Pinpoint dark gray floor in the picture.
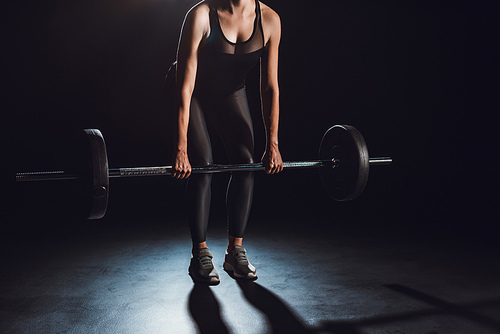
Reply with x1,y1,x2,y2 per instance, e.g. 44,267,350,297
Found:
1,215,500,334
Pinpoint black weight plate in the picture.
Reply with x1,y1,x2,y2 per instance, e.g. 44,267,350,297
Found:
83,129,109,219
319,125,369,201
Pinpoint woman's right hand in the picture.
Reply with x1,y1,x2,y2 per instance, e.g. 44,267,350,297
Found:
172,149,192,179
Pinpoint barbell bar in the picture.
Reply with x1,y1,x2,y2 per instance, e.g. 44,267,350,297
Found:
15,125,392,219
16,159,392,180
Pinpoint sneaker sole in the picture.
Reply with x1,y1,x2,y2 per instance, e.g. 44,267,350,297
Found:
223,262,257,280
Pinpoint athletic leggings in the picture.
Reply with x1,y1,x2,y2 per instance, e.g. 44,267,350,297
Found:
187,87,254,243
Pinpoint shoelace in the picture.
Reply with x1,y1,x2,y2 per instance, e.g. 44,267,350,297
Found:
233,251,248,264
198,255,213,267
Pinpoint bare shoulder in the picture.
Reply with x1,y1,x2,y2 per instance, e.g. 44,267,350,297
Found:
188,1,211,15
184,1,211,31
260,2,281,29
259,2,280,45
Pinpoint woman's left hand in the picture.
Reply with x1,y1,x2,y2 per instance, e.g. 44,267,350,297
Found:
261,145,283,174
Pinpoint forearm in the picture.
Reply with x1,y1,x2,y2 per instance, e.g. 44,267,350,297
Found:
261,87,280,148
175,108,190,151
260,86,283,174
175,86,193,151
174,53,196,151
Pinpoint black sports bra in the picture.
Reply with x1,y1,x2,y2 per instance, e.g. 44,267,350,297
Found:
194,0,265,100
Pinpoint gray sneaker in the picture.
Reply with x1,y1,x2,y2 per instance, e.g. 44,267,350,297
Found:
189,248,220,285
223,246,257,280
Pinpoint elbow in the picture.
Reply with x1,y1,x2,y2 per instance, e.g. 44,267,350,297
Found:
180,85,194,100
261,83,279,100
176,83,194,108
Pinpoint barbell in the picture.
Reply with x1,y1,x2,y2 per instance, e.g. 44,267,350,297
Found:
15,125,392,219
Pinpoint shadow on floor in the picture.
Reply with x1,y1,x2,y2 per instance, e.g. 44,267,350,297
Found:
236,280,311,333
189,284,230,334
189,281,500,334
189,279,312,333
318,284,500,333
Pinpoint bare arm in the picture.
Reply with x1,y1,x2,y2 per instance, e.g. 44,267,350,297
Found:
173,5,209,179
260,6,283,174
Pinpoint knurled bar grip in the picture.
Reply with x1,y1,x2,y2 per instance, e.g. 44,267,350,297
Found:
111,161,328,177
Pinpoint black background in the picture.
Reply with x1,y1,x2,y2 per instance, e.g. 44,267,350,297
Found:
2,0,499,242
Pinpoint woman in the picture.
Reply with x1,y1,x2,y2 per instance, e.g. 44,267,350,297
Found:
172,0,283,285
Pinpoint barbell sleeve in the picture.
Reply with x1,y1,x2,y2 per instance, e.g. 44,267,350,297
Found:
368,157,392,165
15,171,82,182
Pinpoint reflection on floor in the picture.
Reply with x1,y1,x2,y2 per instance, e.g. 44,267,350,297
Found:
1,217,500,333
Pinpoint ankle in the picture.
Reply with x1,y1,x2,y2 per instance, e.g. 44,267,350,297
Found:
227,237,243,252
192,241,208,254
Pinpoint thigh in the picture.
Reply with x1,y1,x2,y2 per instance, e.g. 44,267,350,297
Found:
212,88,255,164
188,96,213,167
